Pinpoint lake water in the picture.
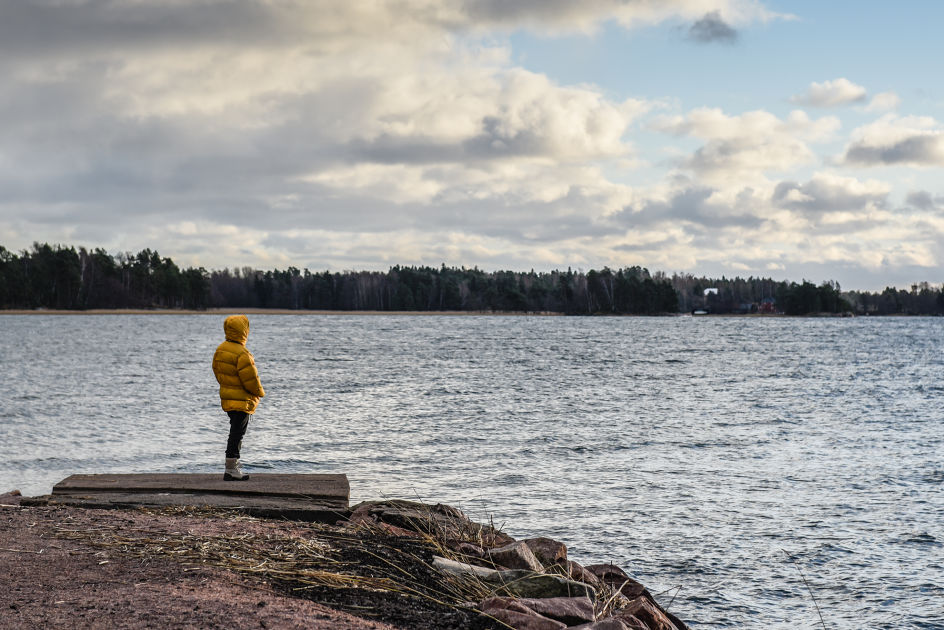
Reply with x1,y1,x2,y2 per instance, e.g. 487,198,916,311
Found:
1,314,941,628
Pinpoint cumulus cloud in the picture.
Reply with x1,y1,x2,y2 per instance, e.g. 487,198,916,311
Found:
865,91,901,112
7,0,774,277
688,11,738,43
772,172,889,213
1,0,941,290
0,0,667,248
842,114,944,167
601,167,944,287
791,78,867,107
653,108,839,183
621,183,765,231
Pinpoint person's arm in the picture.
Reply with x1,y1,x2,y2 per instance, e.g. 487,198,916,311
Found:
237,351,266,398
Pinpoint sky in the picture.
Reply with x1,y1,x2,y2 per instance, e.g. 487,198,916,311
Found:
1,1,943,291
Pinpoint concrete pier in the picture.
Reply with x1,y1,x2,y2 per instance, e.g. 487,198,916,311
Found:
23,473,351,523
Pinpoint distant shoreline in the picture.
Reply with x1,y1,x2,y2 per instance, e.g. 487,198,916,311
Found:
0,308,565,316
0,308,883,317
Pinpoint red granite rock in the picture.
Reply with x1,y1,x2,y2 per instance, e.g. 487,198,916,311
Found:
523,537,568,567
584,563,646,598
518,595,595,625
480,597,567,629
616,596,681,630
480,596,538,616
484,608,567,630
487,540,545,571
457,542,486,559
566,560,602,586
570,619,639,630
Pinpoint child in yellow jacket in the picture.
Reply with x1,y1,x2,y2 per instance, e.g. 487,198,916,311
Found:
212,314,265,480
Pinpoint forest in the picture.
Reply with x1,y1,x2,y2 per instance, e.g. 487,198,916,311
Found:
2,242,943,316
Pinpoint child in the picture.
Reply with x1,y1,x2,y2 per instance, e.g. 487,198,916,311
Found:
212,314,265,480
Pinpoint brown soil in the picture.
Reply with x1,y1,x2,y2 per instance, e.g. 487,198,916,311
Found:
0,494,499,629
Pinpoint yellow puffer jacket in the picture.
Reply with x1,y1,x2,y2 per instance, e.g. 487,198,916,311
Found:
212,315,265,413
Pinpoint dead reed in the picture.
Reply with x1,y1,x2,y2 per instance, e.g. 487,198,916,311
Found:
52,505,505,626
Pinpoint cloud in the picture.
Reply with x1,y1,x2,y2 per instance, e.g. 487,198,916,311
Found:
338,69,642,166
653,108,839,183
0,2,658,228
688,11,738,44
0,1,790,58
865,91,900,112
601,169,943,287
906,190,944,211
842,114,944,167
620,182,765,231
772,172,889,213
461,0,789,33
791,78,867,107
1,0,941,291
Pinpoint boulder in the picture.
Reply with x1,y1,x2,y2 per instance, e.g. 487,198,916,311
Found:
432,555,499,580
518,596,595,625
584,563,629,581
457,542,486,559
524,537,568,568
582,564,688,629
615,597,680,630
483,608,566,630
489,570,597,599
488,541,545,572
0,490,22,506
480,596,539,616
584,563,646,598
566,560,601,586
570,619,640,630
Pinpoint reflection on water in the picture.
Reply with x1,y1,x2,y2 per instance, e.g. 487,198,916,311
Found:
1,314,942,628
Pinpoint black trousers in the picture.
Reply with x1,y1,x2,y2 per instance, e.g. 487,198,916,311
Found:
225,411,250,459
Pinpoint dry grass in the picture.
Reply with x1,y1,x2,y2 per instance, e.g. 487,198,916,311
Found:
53,505,505,626
50,503,651,629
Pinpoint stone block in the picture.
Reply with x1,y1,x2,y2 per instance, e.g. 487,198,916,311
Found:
566,560,601,586
584,563,646,598
570,619,637,630
616,596,680,630
483,609,566,630
488,541,545,572
518,595,595,625
524,537,568,568
489,570,597,599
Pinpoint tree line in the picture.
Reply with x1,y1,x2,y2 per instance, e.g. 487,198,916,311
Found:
0,243,209,310
670,273,944,315
2,242,943,315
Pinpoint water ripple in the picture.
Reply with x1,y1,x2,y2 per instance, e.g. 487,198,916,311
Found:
1,314,942,628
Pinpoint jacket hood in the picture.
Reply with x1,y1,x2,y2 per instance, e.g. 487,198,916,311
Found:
223,314,250,344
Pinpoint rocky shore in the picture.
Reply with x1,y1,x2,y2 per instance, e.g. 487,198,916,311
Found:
1,489,689,629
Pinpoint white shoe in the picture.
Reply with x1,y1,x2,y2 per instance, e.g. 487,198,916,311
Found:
224,458,249,481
